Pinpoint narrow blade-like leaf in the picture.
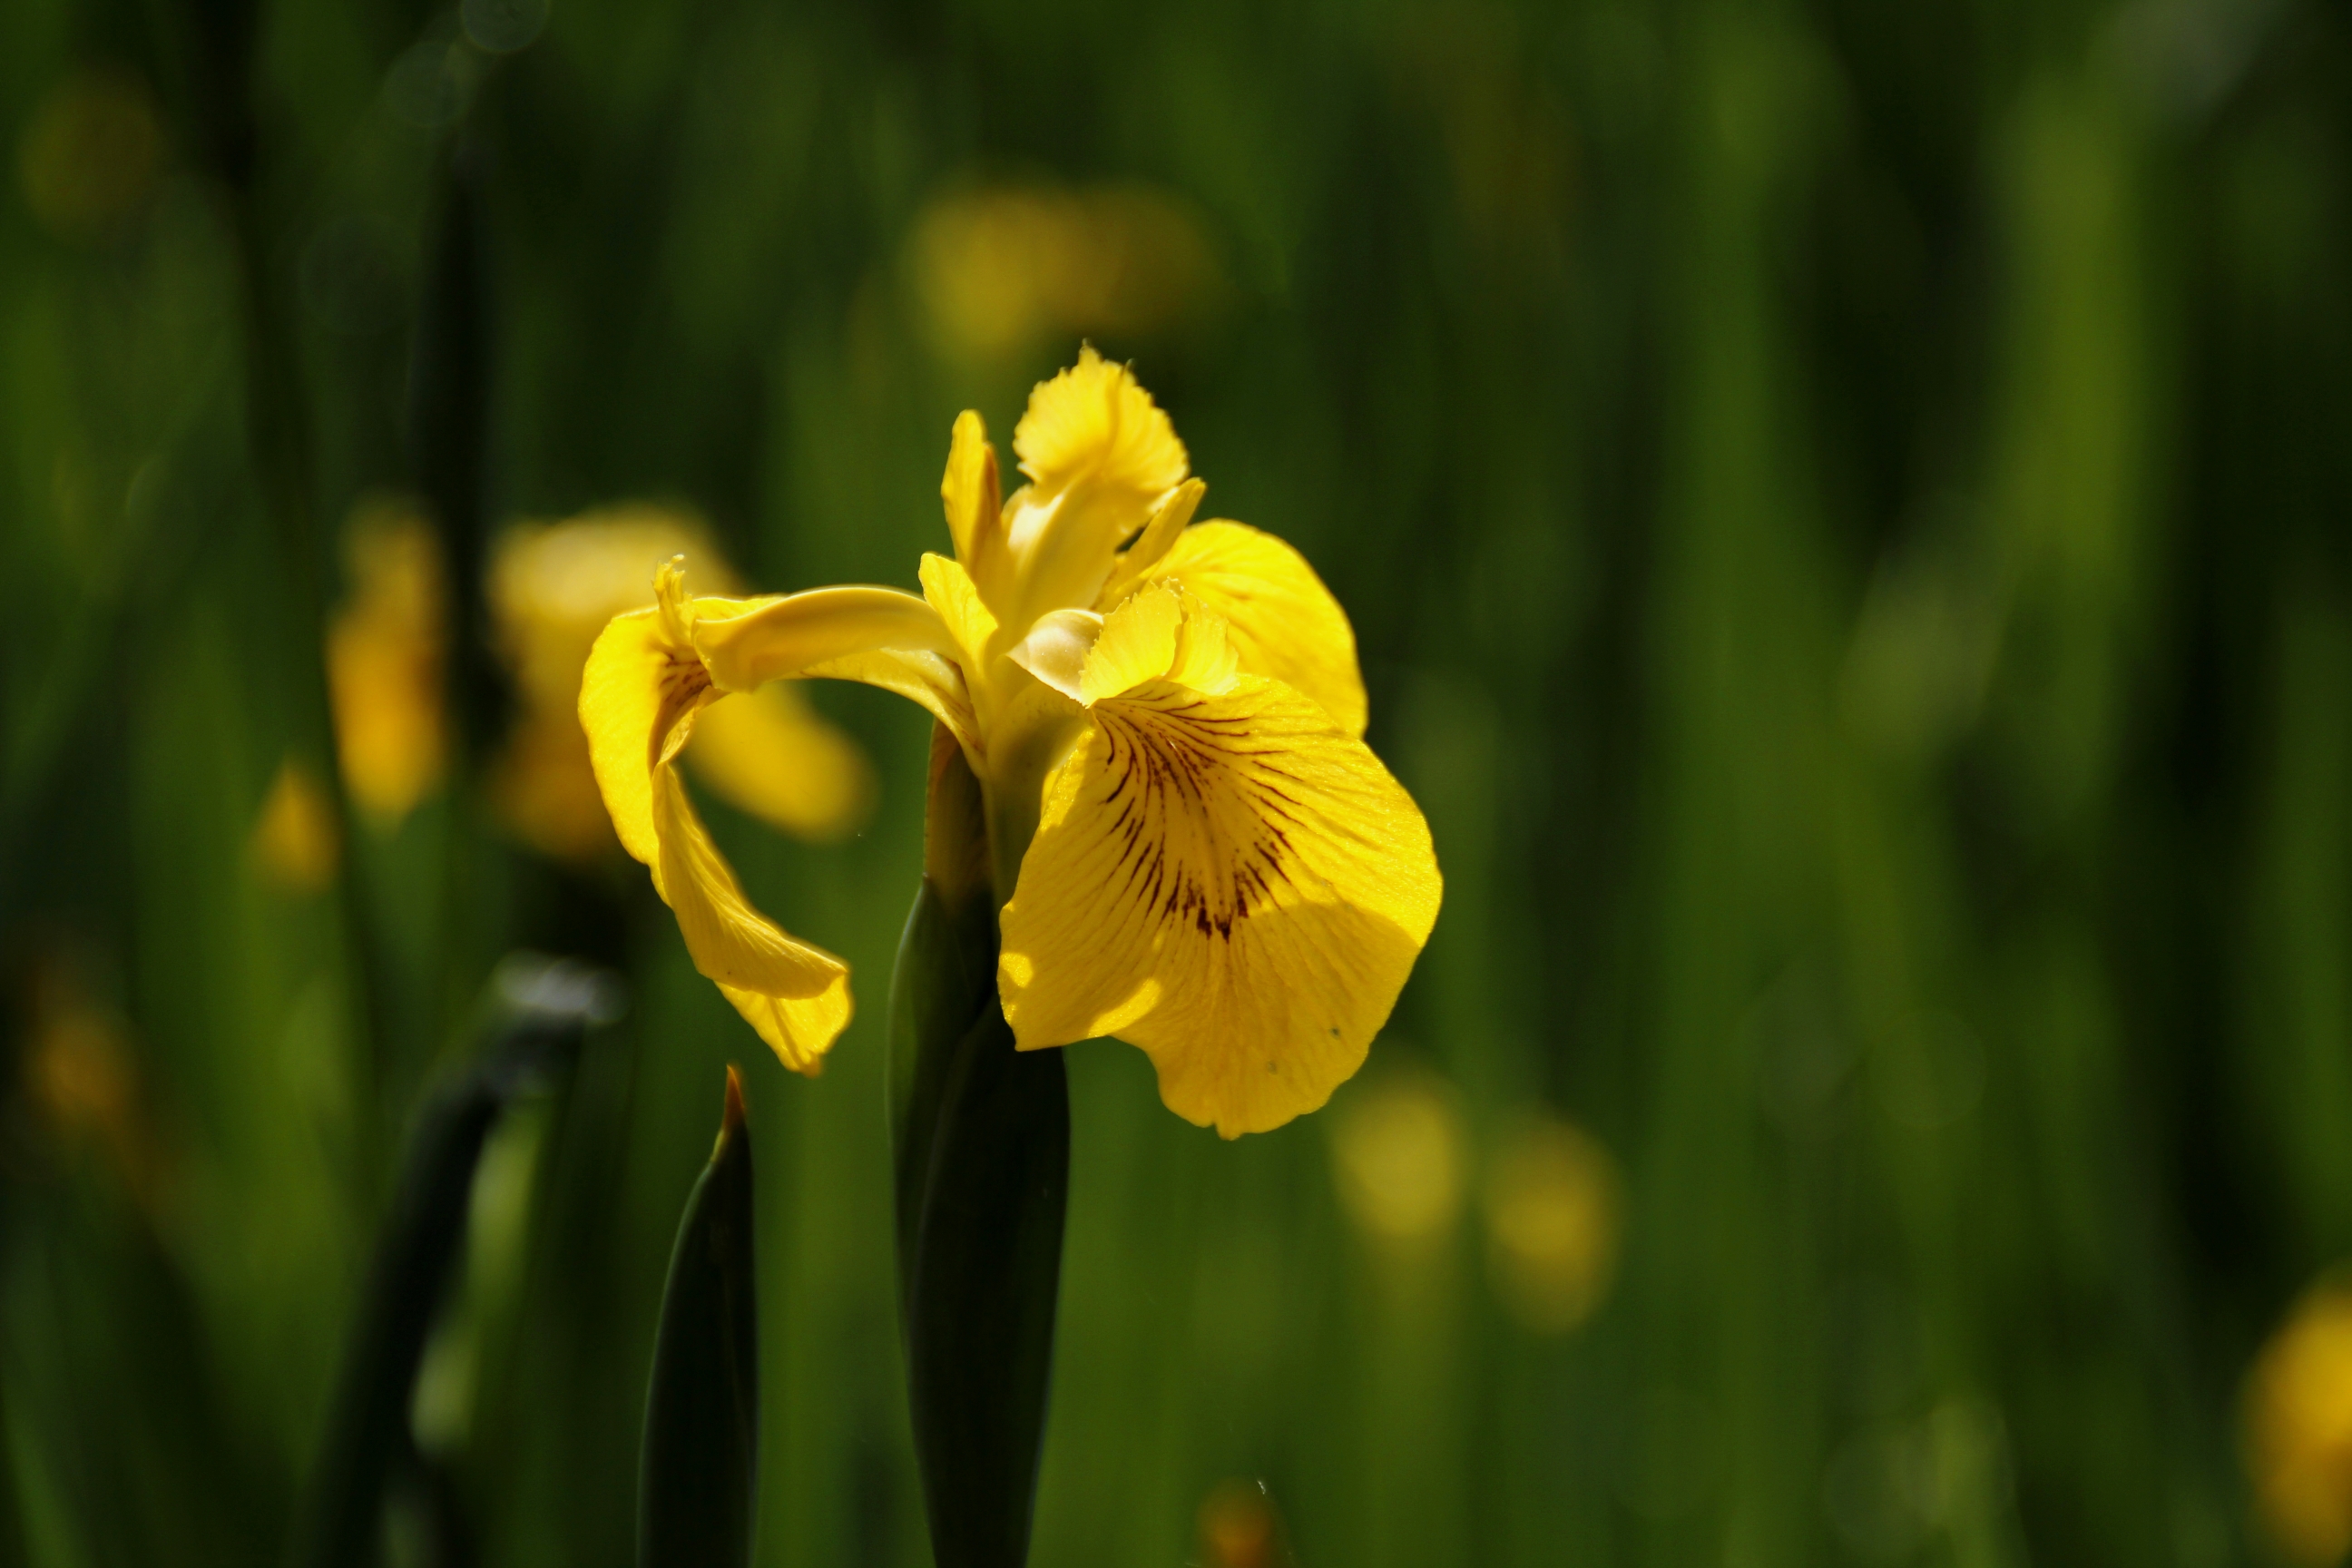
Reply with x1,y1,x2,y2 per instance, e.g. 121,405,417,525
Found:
638,1065,760,1568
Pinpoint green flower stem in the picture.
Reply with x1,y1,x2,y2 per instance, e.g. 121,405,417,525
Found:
890,727,1070,1568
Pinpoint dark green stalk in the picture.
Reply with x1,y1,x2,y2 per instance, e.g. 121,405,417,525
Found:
152,0,394,1158
889,729,1070,1568
289,959,600,1568
408,136,509,1059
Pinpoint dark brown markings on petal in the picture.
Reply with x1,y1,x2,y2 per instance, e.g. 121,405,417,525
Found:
648,646,716,768
1091,695,1318,945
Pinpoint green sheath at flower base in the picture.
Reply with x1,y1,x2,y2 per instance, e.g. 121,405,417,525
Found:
638,1067,759,1568
890,727,1068,1568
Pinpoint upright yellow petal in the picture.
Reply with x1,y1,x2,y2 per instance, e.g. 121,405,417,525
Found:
1132,521,1367,737
1076,582,1181,703
1095,477,1205,606
996,349,1191,634
652,765,852,1073
941,411,1008,603
918,552,1000,676
997,673,1441,1136
1012,344,1188,501
685,683,875,842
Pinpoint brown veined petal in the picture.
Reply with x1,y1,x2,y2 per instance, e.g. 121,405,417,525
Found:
684,683,874,842
996,673,1441,1137
652,761,852,1073
1132,521,1367,738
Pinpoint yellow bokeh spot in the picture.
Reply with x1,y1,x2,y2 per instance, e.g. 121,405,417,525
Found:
1330,1072,1465,1245
328,499,448,823
250,757,341,893
1196,1477,1286,1568
1483,1113,1622,1335
911,181,1222,361
20,949,160,1207
16,67,163,241
2247,1268,2352,1565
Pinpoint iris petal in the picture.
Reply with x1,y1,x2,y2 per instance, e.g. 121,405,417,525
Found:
652,765,852,1073
578,578,855,1075
1132,521,1367,737
580,607,702,866
997,672,1440,1136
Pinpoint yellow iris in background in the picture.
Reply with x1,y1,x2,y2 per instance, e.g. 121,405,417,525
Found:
580,348,1441,1135
2246,1269,2352,1566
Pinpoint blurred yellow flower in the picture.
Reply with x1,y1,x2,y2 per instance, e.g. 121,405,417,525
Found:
21,948,159,1206
577,349,1438,1129
328,499,448,822
16,66,163,241
487,506,874,863
1197,1477,1289,1568
1330,1073,1466,1245
911,183,1221,360
2247,1269,2352,1565
250,757,340,892
1482,1112,1622,1334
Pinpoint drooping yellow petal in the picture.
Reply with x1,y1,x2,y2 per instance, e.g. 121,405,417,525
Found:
685,683,874,842
577,564,856,1072
997,672,1441,1137
1132,521,1367,737
651,763,851,1073
579,607,709,866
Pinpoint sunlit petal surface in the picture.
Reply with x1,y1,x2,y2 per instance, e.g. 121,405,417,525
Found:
1138,520,1367,737
999,673,1440,1136
651,765,851,1073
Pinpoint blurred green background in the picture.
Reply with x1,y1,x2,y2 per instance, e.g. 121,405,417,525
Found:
5,0,2352,1563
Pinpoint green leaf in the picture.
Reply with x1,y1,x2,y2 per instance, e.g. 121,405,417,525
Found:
889,733,1070,1568
291,957,605,1568
638,1065,760,1568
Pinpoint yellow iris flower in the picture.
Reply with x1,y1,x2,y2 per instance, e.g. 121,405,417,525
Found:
579,348,1441,1135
